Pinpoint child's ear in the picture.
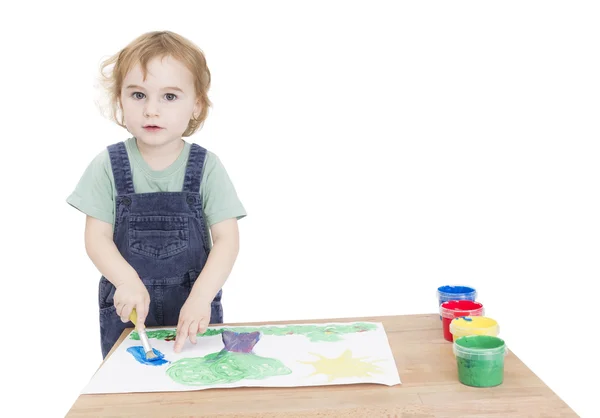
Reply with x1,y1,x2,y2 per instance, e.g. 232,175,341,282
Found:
117,97,126,125
193,99,202,120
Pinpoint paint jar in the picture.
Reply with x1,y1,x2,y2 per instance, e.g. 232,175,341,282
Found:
437,285,477,305
436,285,477,319
453,335,508,387
450,316,499,341
440,300,484,342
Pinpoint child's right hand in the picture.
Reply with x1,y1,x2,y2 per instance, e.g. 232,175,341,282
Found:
114,279,150,328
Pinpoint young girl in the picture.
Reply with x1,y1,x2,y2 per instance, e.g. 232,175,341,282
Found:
67,31,246,358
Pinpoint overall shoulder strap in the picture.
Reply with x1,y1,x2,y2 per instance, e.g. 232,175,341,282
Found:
182,143,207,193
107,141,135,195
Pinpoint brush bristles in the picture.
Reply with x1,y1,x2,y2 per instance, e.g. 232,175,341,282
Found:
145,350,157,359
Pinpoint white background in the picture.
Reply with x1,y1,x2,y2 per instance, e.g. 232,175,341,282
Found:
2,1,598,417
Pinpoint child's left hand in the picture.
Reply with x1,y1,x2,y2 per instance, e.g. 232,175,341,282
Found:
174,296,211,353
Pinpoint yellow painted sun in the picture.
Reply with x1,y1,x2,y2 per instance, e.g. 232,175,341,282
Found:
300,349,384,382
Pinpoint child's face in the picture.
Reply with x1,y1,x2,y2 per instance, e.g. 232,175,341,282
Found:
120,55,201,147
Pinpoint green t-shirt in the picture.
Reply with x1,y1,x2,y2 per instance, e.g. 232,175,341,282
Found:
67,137,246,245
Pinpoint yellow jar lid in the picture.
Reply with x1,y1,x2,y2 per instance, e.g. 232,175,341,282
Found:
450,316,499,333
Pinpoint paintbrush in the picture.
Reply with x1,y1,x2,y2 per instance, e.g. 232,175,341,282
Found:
129,308,158,360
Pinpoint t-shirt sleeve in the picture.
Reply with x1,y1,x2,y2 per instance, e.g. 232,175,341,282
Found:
201,152,247,226
66,150,115,224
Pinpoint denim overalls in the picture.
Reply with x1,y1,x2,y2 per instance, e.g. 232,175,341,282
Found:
98,141,223,358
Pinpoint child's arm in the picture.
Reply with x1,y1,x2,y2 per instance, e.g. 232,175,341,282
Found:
85,216,150,328
190,218,240,304
174,218,240,352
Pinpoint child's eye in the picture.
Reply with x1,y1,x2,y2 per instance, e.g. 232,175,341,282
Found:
132,92,145,100
165,93,177,101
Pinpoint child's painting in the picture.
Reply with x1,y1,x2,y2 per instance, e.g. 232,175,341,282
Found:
81,321,401,394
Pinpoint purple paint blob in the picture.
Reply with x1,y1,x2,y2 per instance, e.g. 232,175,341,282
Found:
222,331,261,353
127,346,168,366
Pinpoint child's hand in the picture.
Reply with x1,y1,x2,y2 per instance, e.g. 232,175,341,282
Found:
173,296,211,353
114,279,150,329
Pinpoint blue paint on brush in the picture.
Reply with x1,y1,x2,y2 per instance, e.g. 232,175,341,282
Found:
127,346,168,366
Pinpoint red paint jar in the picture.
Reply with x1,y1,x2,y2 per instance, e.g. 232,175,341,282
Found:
440,300,484,342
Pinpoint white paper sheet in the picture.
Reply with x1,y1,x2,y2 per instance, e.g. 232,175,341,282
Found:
82,321,401,394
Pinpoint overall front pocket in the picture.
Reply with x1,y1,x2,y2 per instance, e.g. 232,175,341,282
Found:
128,215,189,259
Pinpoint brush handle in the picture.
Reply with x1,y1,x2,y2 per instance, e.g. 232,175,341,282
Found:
129,309,154,354
129,309,141,327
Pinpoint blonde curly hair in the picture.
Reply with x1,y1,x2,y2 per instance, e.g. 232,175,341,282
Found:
98,31,212,137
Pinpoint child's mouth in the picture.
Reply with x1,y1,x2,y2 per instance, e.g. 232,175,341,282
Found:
143,125,163,132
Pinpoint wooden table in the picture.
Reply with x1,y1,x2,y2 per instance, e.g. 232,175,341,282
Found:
66,314,577,417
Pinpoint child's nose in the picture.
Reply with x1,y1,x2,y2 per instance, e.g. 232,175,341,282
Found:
143,101,160,117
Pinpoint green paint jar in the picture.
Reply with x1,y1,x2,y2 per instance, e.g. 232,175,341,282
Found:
453,335,507,388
